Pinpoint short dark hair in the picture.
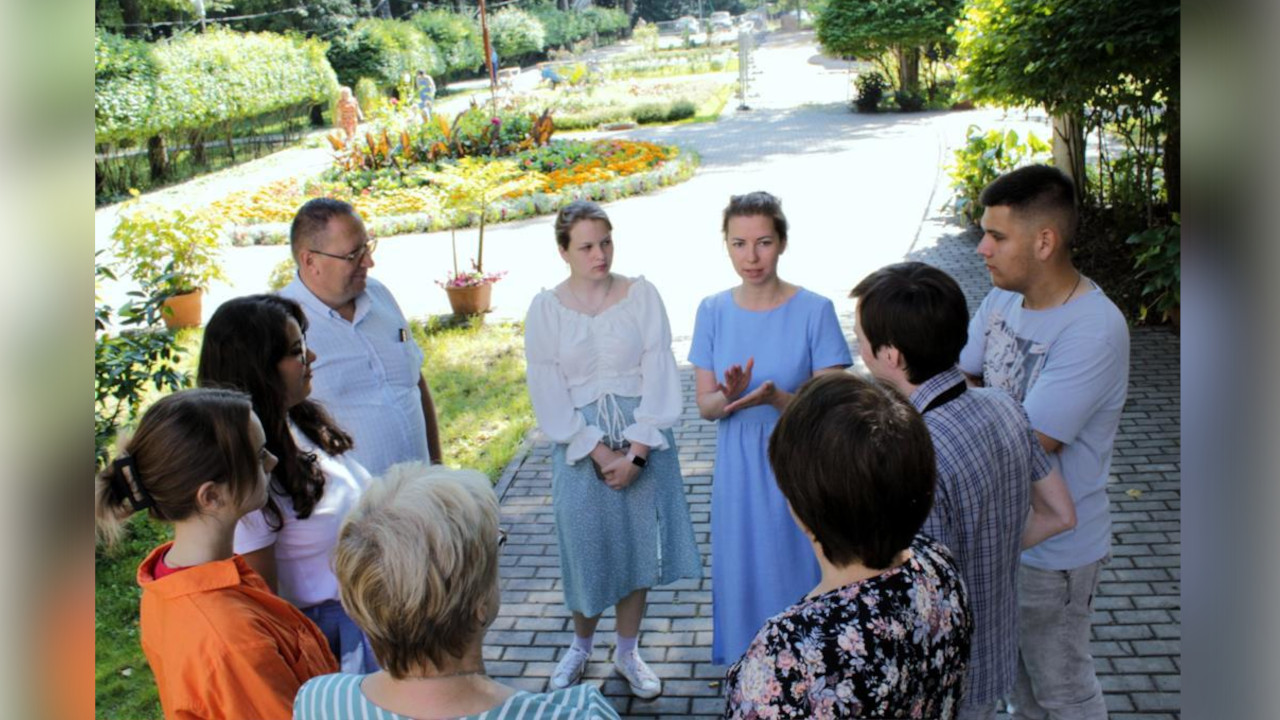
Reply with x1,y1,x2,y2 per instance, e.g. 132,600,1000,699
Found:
769,373,935,569
850,262,969,385
290,197,358,259
553,200,612,250
979,165,1078,246
722,191,788,247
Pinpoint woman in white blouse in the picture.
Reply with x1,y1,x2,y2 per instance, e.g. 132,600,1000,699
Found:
198,294,377,674
524,201,703,699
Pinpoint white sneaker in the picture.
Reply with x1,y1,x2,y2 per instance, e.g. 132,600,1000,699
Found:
550,646,591,689
614,648,662,700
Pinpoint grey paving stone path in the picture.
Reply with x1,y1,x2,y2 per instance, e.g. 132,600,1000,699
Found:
485,40,1182,719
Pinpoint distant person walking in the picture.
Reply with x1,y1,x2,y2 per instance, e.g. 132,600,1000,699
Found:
336,86,363,141
415,70,436,120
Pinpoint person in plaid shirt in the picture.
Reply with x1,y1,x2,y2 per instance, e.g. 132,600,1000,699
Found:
852,262,1077,719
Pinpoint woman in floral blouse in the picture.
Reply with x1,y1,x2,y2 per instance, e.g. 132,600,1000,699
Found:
724,374,973,719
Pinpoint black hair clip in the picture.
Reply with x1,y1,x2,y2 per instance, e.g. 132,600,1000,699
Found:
111,455,156,512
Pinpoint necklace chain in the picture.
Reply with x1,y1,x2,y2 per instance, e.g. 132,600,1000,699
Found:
1062,271,1082,306
568,273,614,315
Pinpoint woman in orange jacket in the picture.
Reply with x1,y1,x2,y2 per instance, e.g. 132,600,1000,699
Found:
95,388,337,720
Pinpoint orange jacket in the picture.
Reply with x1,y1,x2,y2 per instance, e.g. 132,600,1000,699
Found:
138,543,338,720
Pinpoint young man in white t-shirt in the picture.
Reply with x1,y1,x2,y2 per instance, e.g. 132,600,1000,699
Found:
959,165,1130,720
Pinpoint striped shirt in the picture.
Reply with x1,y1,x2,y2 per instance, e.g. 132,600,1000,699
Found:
911,367,1053,705
294,673,621,719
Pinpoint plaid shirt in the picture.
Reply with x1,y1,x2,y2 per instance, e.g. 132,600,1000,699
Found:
911,367,1052,705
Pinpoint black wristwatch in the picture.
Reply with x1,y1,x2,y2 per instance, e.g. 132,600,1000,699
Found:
627,451,647,468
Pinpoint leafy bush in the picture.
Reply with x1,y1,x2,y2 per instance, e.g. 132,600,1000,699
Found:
411,10,484,79
95,256,190,465
95,27,338,145
1126,219,1180,323
530,5,591,49
946,125,1050,224
327,18,442,91
633,102,671,124
111,202,228,295
551,105,634,131
854,71,886,112
582,7,631,38
893,88,924,112
668,98,697,121
489,9,546,62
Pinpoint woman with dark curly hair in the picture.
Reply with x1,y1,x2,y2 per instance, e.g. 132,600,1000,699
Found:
199,293,377,673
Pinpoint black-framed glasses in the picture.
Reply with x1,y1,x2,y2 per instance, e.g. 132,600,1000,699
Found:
497,528,509,550
308,237,378,264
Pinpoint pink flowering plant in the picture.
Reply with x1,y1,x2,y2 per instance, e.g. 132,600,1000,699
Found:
438,261,508,288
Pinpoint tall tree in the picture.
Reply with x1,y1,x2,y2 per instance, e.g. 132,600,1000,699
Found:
815,0,959,99
954,0,1179,209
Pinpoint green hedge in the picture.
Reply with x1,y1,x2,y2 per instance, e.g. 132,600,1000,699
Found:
530,5,630,50
95,27,338,145
411,10,485,79
489,9,546,62
327,18,443,91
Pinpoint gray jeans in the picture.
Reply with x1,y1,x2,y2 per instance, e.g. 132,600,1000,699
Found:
1009,558,1109,720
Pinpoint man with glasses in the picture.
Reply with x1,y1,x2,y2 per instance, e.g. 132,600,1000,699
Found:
279,198,443,477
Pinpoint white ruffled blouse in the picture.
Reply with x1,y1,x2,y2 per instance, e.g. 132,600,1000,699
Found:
524,276,682,464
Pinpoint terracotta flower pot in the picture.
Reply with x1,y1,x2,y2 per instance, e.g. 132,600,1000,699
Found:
161,288,204,330
444,282,493,316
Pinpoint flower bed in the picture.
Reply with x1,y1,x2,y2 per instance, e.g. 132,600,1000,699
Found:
215,138,698,245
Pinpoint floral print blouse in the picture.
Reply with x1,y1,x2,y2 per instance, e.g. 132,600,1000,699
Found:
723,536,972,719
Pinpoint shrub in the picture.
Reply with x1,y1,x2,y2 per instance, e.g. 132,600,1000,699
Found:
946,125,1050,224
582,7,631,38
95,255,190,465
530,5,591,49
893,88,924,112
411,10,484,79
327,18,442,91
854,71,886,112
1126,219,1180,323
95,27,338,145
111,203,228,296
633,102,672,124
668,98,697,121
489,9,546,62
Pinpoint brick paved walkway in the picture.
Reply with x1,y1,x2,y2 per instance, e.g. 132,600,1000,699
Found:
485,86,1182,720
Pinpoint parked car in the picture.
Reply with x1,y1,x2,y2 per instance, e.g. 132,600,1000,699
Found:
675,15,701,33
709,11,734,32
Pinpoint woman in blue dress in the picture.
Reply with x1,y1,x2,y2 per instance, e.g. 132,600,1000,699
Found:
689,191,853,665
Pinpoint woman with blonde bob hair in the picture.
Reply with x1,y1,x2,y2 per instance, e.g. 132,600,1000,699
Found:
293,462,620,719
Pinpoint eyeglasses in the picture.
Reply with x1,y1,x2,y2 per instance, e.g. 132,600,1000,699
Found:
308,237,378,264
497,528,508,551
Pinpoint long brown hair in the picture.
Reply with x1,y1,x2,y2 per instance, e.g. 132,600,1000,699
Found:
95,388,260,546
198,294,353,530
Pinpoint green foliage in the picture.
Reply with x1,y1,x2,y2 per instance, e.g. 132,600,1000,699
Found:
268,256,298,292
1126,219,1180,323
530,5,593,49
854,71,886,112
893,88,924,112
633,21,661,53
111,201,228,295
95,255,191,465
424,157,547,277
946,125,1050,224
489,9,547,62
953,0,1178,115
327,18,443,92
816,0,959,93
95,27,338,146
411,9,485,79
668,98,697,121
633,101,671,124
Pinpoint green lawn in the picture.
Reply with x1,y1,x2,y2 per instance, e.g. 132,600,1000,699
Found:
94,318,532,719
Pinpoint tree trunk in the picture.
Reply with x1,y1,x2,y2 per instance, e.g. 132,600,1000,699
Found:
189,131,206,166
624,0,635,16
120,0,143,37
1163,98,1180,215
1051,110,1086,204
147,135,169,182
557,0,569,11
895,46,919,96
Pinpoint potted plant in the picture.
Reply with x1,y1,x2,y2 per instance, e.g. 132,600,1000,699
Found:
111,197,227,329
427,156,545,315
